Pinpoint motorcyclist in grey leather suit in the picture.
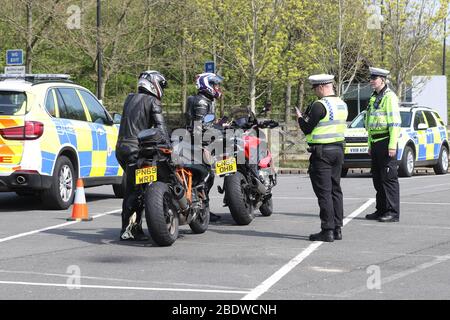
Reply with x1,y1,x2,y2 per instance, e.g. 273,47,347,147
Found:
116,70,170,241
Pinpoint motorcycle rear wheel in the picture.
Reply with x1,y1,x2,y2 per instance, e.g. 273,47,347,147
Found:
144,182,179,246
224,171,254,225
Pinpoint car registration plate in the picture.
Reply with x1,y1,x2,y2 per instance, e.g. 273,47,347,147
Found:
135,166,157,184
215,158,237,176
347,147,369,154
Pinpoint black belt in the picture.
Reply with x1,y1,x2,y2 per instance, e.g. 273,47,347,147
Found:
307,143,343,153
371,132,389,140
322,144,343,150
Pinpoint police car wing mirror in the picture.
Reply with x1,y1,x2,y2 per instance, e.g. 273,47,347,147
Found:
112,113,122,124
204,114,215,123
417,123,428,130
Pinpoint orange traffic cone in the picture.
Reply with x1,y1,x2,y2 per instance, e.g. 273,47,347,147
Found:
67,178,92,221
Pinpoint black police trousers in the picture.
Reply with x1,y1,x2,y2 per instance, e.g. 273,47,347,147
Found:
308,144,344,230
116,145,143,232
371,138,400,218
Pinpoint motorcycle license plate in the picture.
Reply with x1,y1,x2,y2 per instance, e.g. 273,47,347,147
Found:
215,158,237,176
135,166,157,184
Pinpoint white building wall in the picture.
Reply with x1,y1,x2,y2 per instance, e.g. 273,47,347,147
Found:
412,76,448,125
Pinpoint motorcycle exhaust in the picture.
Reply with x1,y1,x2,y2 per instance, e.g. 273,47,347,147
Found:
16,175,27,184
251,177,267,195
173,185,189,212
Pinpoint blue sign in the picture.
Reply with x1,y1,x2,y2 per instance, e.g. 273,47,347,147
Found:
205,61,215,73
6,50,24,66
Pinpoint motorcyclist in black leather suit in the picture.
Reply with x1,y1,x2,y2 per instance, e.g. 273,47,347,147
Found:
116,70,170,241
185,73,223,222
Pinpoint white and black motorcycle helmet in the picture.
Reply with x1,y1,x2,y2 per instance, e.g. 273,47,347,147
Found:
138,70,168,99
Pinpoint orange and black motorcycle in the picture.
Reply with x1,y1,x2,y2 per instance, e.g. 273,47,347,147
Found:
135,122,213,246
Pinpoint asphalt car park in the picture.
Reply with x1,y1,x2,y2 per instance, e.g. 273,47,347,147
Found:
0,172,450,300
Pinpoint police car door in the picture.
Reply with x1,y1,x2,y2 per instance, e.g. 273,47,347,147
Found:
412,110,428,161
78,90,120,177
55,88,96,177
423,110,441,160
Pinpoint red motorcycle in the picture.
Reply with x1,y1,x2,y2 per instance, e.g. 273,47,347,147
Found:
216,108,278,225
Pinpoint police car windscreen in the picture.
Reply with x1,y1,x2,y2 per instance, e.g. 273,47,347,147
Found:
0,92,27,115
349,112,365,128
400,111,412,127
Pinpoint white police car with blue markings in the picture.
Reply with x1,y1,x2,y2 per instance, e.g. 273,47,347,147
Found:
343,105,449,177
0,74,124,209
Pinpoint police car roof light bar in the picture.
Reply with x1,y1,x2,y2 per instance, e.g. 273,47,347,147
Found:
0,74,71,82
400,102,417,106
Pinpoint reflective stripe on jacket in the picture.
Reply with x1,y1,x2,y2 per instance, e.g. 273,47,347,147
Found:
364,88,401,149
306,97,348,144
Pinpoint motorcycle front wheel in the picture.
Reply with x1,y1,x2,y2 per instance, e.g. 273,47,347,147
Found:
144,182,179,246
224,171,254,225
189,201,210,234
259,197,273,216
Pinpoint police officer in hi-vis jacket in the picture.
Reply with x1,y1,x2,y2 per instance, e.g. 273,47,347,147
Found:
297,74,348,242
364,67,401,223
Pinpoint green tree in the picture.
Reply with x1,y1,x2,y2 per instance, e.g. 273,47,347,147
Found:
382,0,450,98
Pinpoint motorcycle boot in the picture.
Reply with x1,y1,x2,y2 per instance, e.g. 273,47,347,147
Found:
120,212,149,241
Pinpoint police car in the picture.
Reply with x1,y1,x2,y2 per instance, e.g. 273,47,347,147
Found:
343,104,449,177
0,74,124,209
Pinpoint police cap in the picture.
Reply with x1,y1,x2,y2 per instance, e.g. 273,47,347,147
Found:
369,67,390,78
308,74,335,86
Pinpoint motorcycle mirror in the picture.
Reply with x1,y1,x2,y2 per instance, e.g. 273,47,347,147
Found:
217,116,229,125
204,114,215,123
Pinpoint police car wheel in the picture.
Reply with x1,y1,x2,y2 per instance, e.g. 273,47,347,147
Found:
41,156,76,210
433,146,449,175
399,146,414,177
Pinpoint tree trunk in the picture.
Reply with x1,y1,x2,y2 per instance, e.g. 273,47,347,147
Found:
181,34,187,113
100,76,107,104
296,79,305,111
96,0,103,100
249,0,257,113
337,0,343,97
249,74,256,113
146,0,152,70
284,81,291,124
25,0,33,73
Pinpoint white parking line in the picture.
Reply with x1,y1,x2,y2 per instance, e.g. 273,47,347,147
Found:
336,254,450,298
241,198,376,300
360,223,450,231
406,174,450,180
0,280,250,295
0,269,253,291
0,209,121,244
401,201,450,206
